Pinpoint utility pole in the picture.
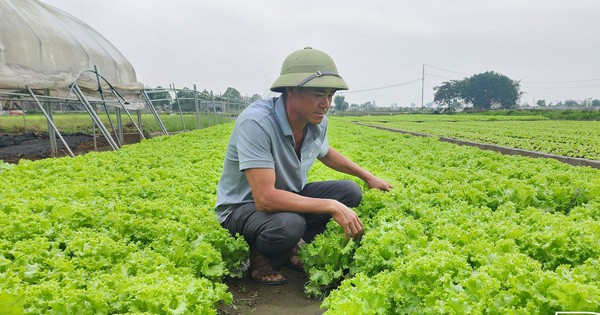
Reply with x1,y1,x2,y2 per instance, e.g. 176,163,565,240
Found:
421,64,425,109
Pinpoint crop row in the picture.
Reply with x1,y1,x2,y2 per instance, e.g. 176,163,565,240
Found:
302,121,600,314
338,115,600,160
0,125,247,314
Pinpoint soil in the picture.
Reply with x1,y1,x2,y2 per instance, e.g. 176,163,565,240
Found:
0,132,325,314
218,267,324,315
0,132,130,164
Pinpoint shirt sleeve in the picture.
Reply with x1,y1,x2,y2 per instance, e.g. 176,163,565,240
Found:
236,118,275,171
318,135,329,158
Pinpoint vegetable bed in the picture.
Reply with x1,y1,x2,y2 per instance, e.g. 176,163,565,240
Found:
2,117,599,314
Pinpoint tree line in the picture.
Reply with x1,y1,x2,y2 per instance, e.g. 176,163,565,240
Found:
334,71,598,112
332,71,522,112
433,71,599,110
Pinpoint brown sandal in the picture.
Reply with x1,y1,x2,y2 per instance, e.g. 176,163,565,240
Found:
284,244,305,272
249,249,287,285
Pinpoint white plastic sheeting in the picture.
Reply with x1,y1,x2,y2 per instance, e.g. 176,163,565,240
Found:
0,0,143,92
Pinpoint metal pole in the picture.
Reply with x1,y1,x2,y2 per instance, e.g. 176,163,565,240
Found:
226,95,230,121
92,119,97,150
141,90,169,136
194,84,201,129
94,73,145,139
205,100,211,128
73,84,119,151
202,100,208,127
116,107,123,144
107,88,145,139
137,110,143,134
421,64,425,109
171,83,186,132
46,97,57,157
212,92,218,125
21,107,28,133
26,86,75,157
94,65,121,147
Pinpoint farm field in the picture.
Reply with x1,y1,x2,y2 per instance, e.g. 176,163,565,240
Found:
305,119,600,314
1,117,600,314
0,113,233,163
0,112,231,135
337,114,600,160
1,124,247,314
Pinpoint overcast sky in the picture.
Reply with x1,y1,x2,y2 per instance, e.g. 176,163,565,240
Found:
43,0,600,107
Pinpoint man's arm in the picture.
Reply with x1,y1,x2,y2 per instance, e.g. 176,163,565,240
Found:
319,147,393,191
245,168,364,240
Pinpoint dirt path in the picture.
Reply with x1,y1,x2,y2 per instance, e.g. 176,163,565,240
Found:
218,267,324,315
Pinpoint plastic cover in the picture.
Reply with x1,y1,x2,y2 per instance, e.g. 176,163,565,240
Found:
0,0,143,92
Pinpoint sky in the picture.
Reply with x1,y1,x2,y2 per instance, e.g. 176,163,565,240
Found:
43,0,600,107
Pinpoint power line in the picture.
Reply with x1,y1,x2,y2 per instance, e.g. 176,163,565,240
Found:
425,73,457,81
424,64,469,76
316,63,599,105
343,79,421,94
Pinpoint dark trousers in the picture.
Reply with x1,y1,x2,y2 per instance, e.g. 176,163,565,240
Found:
221,180,362,269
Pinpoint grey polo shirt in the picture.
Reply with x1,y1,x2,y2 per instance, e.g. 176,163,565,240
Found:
215,96,330,223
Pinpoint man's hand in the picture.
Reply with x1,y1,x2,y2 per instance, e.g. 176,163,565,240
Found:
319,148,393,192
366,176,393,191
328,199,364,240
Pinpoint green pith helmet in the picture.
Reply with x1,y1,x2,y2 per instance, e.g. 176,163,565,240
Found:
270,47,348,93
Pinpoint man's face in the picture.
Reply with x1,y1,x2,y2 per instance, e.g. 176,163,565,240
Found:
287,87,335,125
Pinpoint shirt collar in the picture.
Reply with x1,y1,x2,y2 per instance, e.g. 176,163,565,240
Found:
274,95,320,143
274,96,293,137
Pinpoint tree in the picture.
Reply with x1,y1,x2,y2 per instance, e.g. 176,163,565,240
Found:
434,71,521,109
564,100,579,107
248,94,262,104
464,72,521,109
198,89,211,101
333,95,348,111
433,80,465,108
147,86,172,112
222,87,243,111
175,87,197,112
361,101,375,111
222,87,241,103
